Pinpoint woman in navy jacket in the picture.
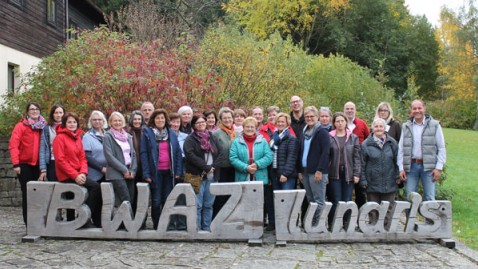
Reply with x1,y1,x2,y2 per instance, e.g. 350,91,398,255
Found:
141,109,183,229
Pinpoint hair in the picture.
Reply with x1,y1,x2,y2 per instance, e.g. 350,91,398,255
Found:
411,99,426,107
234,108,246,118
371,117,386,131
242,116,258,127
178,105,193,115
252,106,263,114
274,112,291,126
141,101,154,109
203,109,218,124
148,109,170,127
108,112,126,128
191,113,207,130
318,107,332,117
266,106,280,115
374,102,394,123
87,110,108,129
169,112,180,121
26,102,40,113
61,112,80,128
218,107,234,121
303,106,319,116
128,110,145,127
48,104,66,125
332,112,348,129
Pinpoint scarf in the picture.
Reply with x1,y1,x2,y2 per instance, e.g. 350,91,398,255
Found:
195,130,214,153
271,128,288,151
303,122,320,140
244,133,257,164
153,127,169,142
24,115,47,130
111,128,128,142
220,124,236,141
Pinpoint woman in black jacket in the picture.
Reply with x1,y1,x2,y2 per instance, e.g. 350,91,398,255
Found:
360,118,400,229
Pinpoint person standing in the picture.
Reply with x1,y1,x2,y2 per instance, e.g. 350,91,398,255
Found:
9,102,45,224
252,106,265,130
360,118,400,229
39,104,65,182
343,101,369,208
397,100,446,202
297,106,330,226
178,106,193,134
82,110,108,184
374,102,401,142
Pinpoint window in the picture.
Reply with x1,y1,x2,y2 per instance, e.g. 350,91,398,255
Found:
68,20,79,40
7,64,19,96
47,0,56,24
10,0,23,8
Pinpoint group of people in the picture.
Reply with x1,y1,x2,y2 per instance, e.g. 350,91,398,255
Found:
9,96,446,232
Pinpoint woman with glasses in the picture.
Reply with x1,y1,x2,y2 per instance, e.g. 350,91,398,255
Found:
184,113,225,231
9,102,46,225
374,102,401,142
82,110,108,184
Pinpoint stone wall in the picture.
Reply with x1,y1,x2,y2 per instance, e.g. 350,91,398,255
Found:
0,136,21,206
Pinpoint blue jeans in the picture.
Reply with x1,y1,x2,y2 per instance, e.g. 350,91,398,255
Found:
406,162,436,201
151,170,174,229
302,172,328,225
197,179,216,231
328,178,354,227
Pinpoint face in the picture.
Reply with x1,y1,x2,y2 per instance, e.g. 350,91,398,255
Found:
170,118,180,131
344,103,356,120
66,116,78,131
194,117,207,132
411,101,425,122
154,113,166,129
180,111,192,125
334,116,347,131
234,114,245,126
27,104,40,120
110,115,123,131
252,109,263,123
290,96,303,112
276,116,288,132
378,105,390,120
304,111,317,127
221,112,233,128
206,114,216,127
132,114,143,128
243,122,256,136
141,104,154,120
267,111,278,123
373,121,385,138
53,107,64,122
91,113,104,130
319,111,330,126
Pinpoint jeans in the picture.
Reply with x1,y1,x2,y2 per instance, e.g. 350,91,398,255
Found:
271,169,297,191
367,192,396,229
406,162,436,201
328,178,354,227
197,179,216,231
151,170,174,229
46,160,57,182
302,171,328,225
110,178,135,204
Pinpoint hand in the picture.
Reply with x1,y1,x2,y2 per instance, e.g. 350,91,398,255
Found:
145,177,152,183
400,170,407,181
246,165,257,174
279,175,287,183
101,167,107,174
75,174,86,185
38,172,47,181
395,178,402,185
298,173,303,184
208,167,215,174
250,163,258,169
13,167,20,175
353,176,359,184
314,171,322,183
431,169,441,182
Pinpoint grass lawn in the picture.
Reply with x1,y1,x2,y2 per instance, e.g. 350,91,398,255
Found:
440,128,478,250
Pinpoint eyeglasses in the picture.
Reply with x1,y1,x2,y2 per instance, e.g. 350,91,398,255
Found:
92,119,103,121
379,109,389,112
29,108,40,111
195,121,206,125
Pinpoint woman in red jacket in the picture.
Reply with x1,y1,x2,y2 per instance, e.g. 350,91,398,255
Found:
53,112,101,227
9,102,46,225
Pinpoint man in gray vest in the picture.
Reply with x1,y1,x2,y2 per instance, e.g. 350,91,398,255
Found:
397,100,446,201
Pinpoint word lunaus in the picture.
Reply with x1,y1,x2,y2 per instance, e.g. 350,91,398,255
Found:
25,182,451,242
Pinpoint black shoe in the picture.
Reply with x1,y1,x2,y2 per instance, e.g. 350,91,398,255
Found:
82,221,97,229
266,224,275,231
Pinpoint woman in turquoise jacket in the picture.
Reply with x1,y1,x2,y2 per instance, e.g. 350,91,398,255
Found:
229,117,273,184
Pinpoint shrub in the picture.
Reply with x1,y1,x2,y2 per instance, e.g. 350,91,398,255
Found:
426,99,476,129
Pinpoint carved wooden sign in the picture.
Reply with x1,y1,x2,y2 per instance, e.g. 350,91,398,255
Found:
25,182,452,243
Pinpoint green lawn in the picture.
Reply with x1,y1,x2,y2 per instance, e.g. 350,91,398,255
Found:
441,128,478,250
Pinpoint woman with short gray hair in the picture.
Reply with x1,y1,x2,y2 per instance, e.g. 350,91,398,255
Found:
83,110,108,183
